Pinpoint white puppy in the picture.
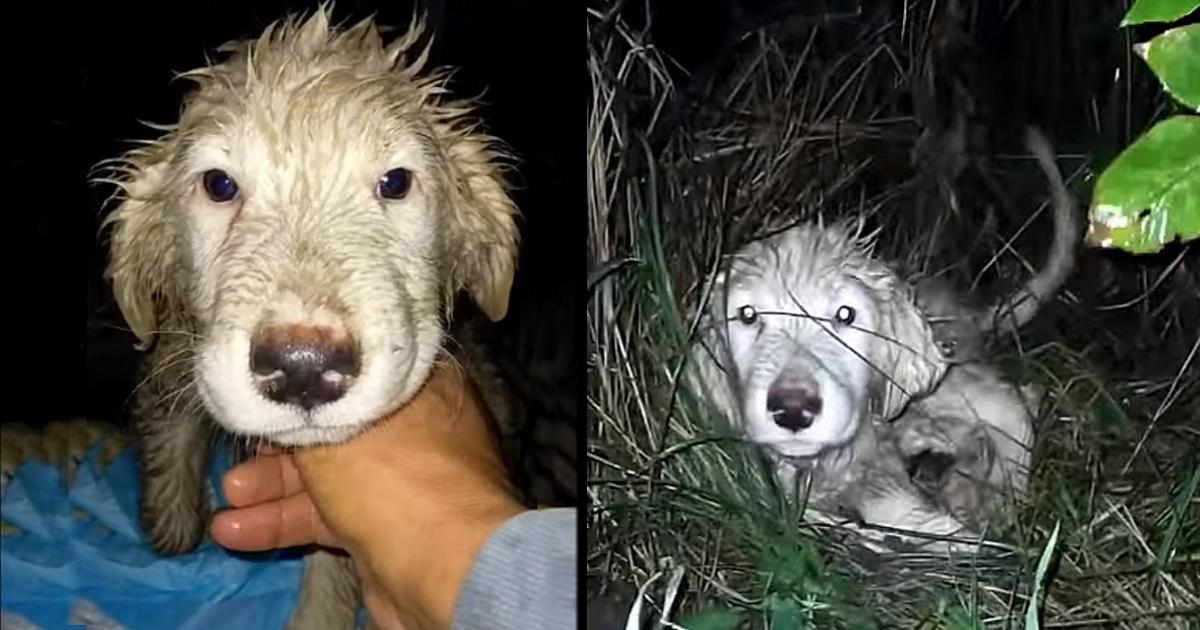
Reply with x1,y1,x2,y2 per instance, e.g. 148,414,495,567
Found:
692,220,974,550
691,130,1077,552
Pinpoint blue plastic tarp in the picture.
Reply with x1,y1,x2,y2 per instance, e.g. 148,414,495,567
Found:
1,438,314,630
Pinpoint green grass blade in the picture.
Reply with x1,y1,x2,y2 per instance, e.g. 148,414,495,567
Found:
1025,521,1062,630
1155,458,1200,569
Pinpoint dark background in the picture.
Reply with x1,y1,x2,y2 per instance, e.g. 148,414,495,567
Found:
592,0,1197,364
2,1,576,427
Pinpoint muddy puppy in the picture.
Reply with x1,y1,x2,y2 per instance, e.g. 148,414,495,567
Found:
100,9,520,629
689,129,1076,551
689,219,968,551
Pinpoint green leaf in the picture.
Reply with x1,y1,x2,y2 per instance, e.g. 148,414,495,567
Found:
1087,116,1200,254
1024,521,1062,630
1136,25,1200,110
1121,0,1200,25
680,608,745,630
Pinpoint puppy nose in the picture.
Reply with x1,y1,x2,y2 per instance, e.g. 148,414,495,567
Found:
250,325,360,410
767,377,823,431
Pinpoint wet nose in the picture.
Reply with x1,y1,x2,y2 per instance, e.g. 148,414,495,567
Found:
250,325,360,410
767,375,823,431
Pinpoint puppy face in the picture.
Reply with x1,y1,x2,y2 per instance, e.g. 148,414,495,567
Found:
703,223,945,460
103,12,518,446
718,249,878,458
188,95,449,446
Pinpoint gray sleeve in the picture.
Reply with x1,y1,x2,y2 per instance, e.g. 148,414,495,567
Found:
450,508,577,630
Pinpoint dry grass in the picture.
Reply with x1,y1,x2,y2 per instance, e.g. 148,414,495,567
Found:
586,1,1199,628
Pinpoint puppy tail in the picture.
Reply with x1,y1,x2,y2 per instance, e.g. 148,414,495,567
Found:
984,126,1082,333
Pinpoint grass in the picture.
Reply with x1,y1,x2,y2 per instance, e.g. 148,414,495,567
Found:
586,2,1200,628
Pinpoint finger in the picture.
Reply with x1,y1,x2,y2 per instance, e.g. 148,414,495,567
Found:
257,443,284,455
210,492,338,551
221,454,305,508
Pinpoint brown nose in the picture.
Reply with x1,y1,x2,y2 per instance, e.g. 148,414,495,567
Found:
767,374,823,432
250,325,360,410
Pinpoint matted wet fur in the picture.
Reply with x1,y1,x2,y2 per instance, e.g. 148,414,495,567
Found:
98,8,524,629
690,220,1026,552
690,219,973,551
690,129,1077,550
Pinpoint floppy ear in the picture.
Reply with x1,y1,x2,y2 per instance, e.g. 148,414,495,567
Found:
871,282,948,420
439,130,519,322
99,151,182,351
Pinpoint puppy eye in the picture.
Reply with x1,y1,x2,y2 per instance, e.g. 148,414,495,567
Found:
736,305,758,325
202,169,239,202
378,167,413,200
834,305,856,326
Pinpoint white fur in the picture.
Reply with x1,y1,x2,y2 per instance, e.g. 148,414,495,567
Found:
692,220,1035,551
102,9,518,447
100,9,521,629
187,103,445,445
695,221,946,454
895,363,1037,513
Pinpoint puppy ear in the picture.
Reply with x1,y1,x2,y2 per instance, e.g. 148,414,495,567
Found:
439,130,519,322
872,283,947,420
99,151,181,350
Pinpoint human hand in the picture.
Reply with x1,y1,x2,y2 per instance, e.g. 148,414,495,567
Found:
211,361,526,629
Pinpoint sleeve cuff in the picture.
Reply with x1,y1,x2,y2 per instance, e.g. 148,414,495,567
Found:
450,508,577,630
